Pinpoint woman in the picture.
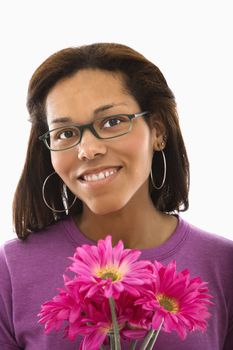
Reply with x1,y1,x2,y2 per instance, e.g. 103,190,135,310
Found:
0,43,232,349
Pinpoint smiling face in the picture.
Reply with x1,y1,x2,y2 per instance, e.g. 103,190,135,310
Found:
45,69,160,215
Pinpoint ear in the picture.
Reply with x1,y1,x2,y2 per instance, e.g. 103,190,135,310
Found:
151,121,167,151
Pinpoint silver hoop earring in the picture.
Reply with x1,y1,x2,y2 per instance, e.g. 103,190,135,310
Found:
42,172,77,213
150,150,167,190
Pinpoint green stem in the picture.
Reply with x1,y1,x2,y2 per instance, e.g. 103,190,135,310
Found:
109,297,121,350
139,328,155,350
109,332,116,350
130,339,138,350
146,318,164,350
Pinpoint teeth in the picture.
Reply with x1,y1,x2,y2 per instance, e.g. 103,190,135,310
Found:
83,169,117,182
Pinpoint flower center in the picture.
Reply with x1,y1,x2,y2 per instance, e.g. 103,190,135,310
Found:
97,266,122,281
156,293,179,313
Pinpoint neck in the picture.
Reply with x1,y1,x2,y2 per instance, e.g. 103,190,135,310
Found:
74,195,177,250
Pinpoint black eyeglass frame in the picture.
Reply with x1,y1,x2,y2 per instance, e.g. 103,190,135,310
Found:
39,111,149,151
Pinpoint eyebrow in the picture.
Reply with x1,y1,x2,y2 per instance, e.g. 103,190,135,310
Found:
49,103,127,125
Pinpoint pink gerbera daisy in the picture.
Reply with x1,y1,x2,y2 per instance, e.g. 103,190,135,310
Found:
77,298,128,350
38,275,84,337
136,260,213,339
68,235,155,299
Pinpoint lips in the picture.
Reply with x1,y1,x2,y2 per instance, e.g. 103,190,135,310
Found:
78,166,122,182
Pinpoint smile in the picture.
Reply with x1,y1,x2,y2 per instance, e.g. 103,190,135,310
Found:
79,167,121,183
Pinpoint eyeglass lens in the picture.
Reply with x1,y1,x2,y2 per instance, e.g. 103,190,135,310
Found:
48,114,132,150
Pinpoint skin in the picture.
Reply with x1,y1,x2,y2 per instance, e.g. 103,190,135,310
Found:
45,69,177,249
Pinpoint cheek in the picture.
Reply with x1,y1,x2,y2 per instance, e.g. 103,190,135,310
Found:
117,136,153,185
51,152,74,177
123,132,154,165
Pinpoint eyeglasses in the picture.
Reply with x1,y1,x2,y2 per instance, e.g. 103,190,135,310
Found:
39,111,149,151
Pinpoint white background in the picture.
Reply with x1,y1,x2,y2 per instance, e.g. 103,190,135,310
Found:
0,1,232,245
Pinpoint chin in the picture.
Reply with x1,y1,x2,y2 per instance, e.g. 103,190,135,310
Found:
86,199,129,216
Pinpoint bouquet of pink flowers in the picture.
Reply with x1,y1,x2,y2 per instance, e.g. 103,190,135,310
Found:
38,236,213,349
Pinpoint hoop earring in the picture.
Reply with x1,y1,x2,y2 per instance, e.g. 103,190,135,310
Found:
150,150,167,190
42,172,77,213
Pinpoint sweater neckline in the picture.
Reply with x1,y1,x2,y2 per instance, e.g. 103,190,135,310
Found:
62,215,190,261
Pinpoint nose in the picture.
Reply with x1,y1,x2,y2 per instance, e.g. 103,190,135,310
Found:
77,129,107,161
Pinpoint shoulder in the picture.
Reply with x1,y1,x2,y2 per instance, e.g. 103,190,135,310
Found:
0,217,76,269
3,217,71,245
179,217,233,280
0,217,81,298
184,218,233,254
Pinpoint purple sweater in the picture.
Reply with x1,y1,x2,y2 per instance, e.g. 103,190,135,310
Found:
0,216,233,350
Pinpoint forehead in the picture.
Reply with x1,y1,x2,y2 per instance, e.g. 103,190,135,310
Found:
45,69,139,123
46,69,126,106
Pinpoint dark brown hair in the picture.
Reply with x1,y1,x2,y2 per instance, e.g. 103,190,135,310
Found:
13,43,189,240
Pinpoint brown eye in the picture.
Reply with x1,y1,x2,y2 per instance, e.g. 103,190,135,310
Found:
59,130,76,139
53,127,79,140
100,115,129,129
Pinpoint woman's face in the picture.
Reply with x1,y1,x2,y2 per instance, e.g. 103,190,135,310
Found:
45,69,160,215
